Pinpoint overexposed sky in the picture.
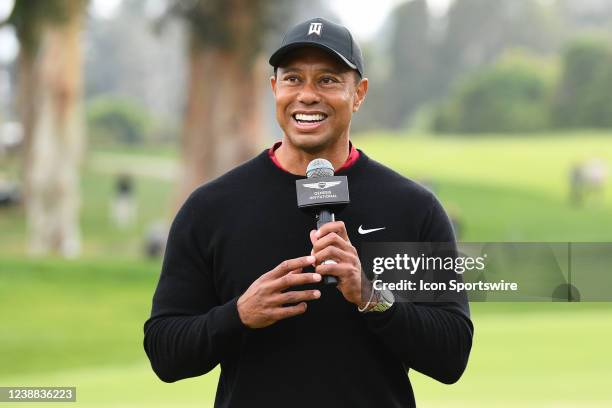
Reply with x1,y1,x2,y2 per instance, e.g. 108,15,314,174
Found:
91,0,123,18
0,0,17,65
87,0,455,39
88,0,454,40
330,0,453,39
0,0,16,63
0,0,454,63
0,0,13,20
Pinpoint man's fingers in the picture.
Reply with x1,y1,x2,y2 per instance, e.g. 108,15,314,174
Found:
312,232,354,254
271,302,308,321
315,221,350,242
266,255,316,279
269,271,321,291
315,261,352,279
310,229,317,245
313,245,347,265
274,289,321,305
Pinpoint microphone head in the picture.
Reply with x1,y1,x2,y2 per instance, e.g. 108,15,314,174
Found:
306,158,334,178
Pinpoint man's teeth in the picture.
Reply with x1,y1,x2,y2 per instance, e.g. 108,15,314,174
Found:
295,113,326,122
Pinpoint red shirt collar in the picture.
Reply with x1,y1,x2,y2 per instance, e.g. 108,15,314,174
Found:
268,141,360,175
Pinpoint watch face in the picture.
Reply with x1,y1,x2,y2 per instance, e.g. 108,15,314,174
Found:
360,289,395,313
371,302,390,313
379,289,395,304
367,289,394,313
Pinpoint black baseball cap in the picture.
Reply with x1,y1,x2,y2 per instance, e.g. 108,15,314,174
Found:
269,17,364,77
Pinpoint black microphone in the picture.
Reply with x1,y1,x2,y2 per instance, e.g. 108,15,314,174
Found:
306,158,339,286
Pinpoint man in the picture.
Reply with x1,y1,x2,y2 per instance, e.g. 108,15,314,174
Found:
144,17,473,407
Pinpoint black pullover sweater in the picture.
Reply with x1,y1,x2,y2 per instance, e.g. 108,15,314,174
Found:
143,148,473,407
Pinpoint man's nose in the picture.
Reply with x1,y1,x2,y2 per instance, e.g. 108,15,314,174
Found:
297,80,321,105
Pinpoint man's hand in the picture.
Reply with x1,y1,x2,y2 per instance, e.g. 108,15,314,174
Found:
237,255,322,329
310,221,373,310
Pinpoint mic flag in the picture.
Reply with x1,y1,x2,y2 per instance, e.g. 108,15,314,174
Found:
295,176,350,208
296,159,350,285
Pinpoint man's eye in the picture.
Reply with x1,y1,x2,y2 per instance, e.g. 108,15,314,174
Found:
284,76,299,83
321,77,338,84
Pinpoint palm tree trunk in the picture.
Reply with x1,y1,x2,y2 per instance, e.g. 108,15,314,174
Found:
27,4,84,258
17,50,38,206
177,47,265,208
176,0,265,209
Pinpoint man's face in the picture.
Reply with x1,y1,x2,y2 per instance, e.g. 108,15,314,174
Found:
271,47,368,154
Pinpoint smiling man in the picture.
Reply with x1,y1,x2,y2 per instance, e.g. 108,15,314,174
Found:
144,17,473,408
270,44,367,172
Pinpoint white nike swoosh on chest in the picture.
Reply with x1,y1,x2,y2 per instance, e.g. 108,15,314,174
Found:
358,225,386,234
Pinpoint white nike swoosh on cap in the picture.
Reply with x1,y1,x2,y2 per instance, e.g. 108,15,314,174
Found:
358,225,386,234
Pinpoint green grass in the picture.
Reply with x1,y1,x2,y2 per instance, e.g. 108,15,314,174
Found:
356,131,612,241
411,303,612,407
0,258,220,408
357,131,612,197
0,150,175,257
1,132,612,406
1,258,610,407
2,132,611,255
0,258,159,377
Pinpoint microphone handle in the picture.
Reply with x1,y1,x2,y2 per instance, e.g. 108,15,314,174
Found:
316,208,338,286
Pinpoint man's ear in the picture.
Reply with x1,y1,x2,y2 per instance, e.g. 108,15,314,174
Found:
270,75,277,93
353,77,368,112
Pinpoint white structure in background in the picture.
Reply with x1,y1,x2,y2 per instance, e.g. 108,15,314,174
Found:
111,174,137,228
0,121,23,157
570,158,609,206
582,158,608,187
581,158,608,203
144,221,168,258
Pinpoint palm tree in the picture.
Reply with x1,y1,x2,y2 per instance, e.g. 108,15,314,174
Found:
7,0,87,257
173,0,290,206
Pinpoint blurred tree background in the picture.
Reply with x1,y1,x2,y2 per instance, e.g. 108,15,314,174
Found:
0,0,610,255
553,37,612,128
0,0,610,250
358,0,612,133
1,2,612,407
7,0,88,257
167,0,295,204
432,49,558,133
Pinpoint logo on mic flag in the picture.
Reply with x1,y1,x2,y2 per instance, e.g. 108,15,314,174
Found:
296,176,349,208
304,181,342,190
